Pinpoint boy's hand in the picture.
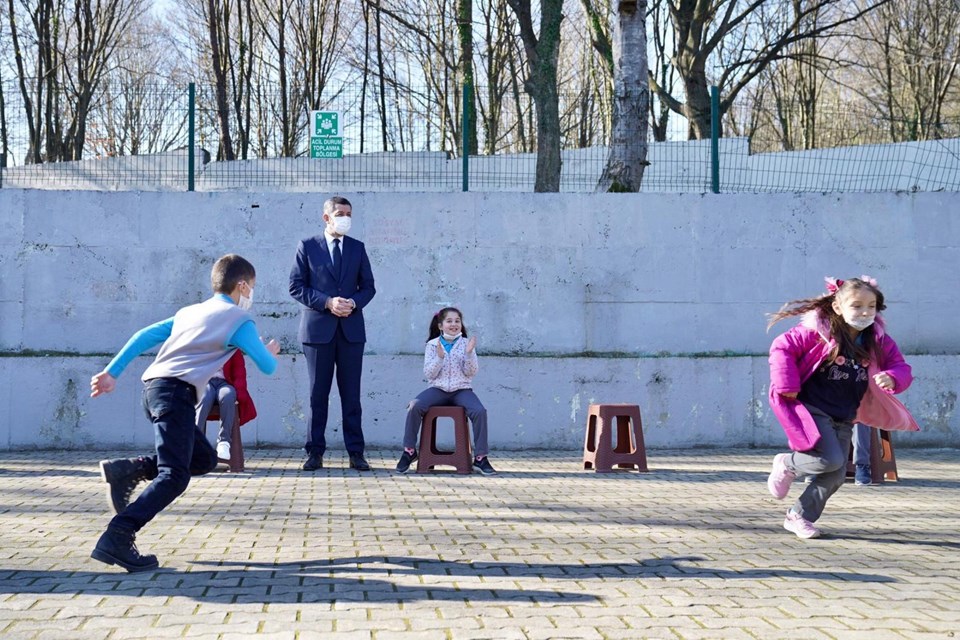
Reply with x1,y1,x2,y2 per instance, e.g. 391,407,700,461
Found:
780,391,798,399
265,339,281,356
90,372,116,398
466,336,477,353
874,372,895,391
436,341,445,358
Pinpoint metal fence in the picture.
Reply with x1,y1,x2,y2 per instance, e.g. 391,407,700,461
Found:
1,79,959,193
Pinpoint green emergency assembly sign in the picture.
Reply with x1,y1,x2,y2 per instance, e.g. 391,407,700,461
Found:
310,110,343,158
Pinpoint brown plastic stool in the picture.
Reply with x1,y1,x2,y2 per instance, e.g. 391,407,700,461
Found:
847,428,898,483
205,401,245,473
417,406,473,474
583,403,648,473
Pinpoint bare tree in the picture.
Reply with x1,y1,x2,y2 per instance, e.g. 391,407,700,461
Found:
851,0,960,141
475,0,519,153
507,0,564,191
258,0,296,155
4,0,146,162
205,0,236,159
362,0,461,153
650,0,890,139
296,0,347,111
60,0,148,160
5,0,55,163
93,17,190,156
597,0,649,192
648,0,677,141
458,0,477,154
578,0,676,141
0,66,8,164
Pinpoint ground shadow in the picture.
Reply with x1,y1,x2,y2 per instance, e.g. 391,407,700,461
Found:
0,467,99,478
830,533,960,550
0,554,895,605
193,554,896,584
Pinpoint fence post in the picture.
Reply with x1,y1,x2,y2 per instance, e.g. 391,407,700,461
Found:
462,81,470,193
188,82,196,192
710,85,720,194
0,152,5,189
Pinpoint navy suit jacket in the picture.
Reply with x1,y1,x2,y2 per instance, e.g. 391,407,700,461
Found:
289,234,376,344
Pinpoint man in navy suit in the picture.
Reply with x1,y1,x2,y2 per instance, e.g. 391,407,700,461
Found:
290,196,376,471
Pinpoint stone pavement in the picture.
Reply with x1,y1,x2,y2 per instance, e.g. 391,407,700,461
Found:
1,448,959,640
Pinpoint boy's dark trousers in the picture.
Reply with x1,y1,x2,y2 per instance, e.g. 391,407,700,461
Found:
110,377,219,533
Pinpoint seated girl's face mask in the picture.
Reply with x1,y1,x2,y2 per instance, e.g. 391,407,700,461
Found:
442,331,462,341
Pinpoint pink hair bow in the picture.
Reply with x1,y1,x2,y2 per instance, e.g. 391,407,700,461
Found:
824,277,844,294
860,274,878,287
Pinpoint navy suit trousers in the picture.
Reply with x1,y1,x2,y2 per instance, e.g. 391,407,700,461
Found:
303,325,365,456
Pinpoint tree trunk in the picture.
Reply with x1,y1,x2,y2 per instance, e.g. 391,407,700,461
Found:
530,71,562,192
374,0,388,151
680,60,712,140
458,0,477,155
360,0,370,153
0,68,8,165
207,0,235,160
507,0,564,192
6,0,40,163
597,0,650,192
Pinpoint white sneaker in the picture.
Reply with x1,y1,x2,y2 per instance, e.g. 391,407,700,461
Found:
783,510,822,539
767,453,796,499
216,441,231,460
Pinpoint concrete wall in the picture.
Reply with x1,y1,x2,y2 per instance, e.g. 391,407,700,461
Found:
1,190,958,450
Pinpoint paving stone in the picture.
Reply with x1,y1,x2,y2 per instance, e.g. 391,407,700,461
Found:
1,448,958,640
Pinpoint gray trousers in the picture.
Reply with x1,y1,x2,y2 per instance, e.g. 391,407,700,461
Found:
195,377,237,444
785,404,853,523
403,387,489,457
853,423,872,466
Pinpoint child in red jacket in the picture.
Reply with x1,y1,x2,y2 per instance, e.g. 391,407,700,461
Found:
196,350,258,461
766,276,918,539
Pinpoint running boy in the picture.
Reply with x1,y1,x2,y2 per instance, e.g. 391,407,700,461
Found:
90,254,280,572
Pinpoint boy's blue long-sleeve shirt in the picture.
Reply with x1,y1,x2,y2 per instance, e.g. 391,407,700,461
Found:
105,294,277,378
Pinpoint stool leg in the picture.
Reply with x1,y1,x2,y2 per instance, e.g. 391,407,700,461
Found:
416,417,437,473
869,428,882,484
880,431,898,482
230,415,244,473
583,415,598,470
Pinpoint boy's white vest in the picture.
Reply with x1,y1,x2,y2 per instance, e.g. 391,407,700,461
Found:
142,296,251,397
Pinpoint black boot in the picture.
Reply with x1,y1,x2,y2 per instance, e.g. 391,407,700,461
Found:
99,457,155,514
90,527,159,573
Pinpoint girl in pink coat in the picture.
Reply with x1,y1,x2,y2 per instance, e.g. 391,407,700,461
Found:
766,277,918,539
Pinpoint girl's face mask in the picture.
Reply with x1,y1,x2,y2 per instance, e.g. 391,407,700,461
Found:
833,289,878,332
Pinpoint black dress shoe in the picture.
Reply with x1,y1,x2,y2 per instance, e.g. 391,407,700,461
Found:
302,453,323,471
349,454,371,471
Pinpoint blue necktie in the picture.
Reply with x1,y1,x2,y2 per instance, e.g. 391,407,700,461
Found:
332,238,342,277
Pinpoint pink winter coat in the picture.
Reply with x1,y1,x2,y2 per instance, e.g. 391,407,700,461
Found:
768,313,919,451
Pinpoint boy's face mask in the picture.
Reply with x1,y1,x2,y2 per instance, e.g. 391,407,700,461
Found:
238,284,254,311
